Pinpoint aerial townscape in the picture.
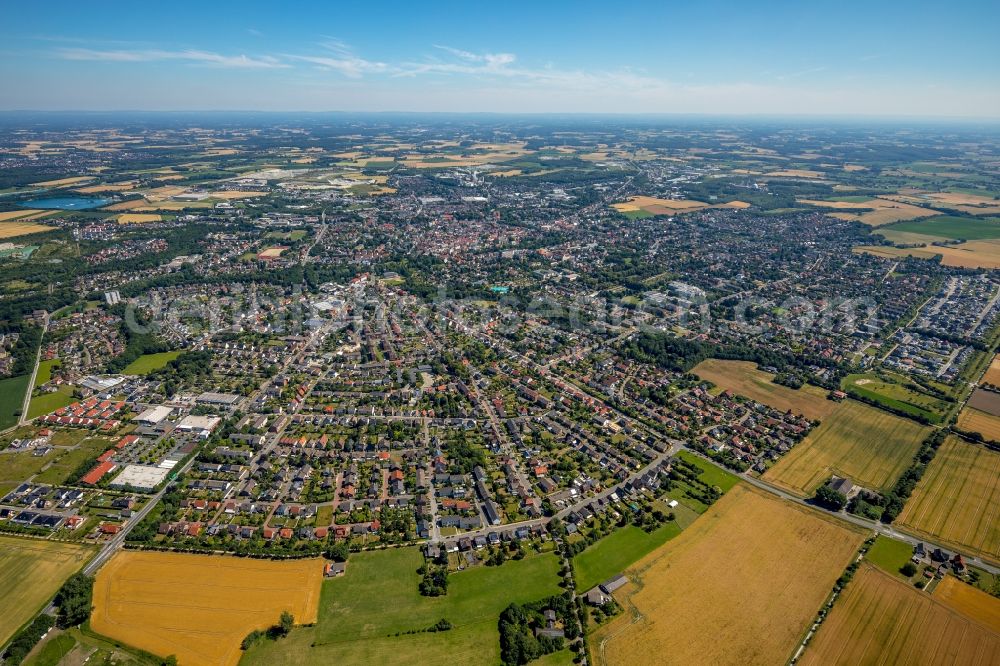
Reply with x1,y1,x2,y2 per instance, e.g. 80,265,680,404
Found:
0,2,998,666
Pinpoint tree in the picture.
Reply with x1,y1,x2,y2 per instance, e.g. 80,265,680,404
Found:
814,485,847,511
278,611,294,636
54,573,94,628
327,541,349,562
900,562,918,577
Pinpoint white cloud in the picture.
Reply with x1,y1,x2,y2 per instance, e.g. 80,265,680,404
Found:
56,47,288,69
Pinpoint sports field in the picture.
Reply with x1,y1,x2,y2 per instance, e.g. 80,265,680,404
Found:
91,551,323,666
0,535,94,647
799,564,1000,665
764,400,929,495
122,351,181,375
692,359,836,420
590,484,865,666
935,575,1000,633
896,437,1000,562
242,546,562,666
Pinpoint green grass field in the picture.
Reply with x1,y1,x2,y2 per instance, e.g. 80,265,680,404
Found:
675,450,740,492
865,535,913,576
241,546,562,666
122,351,181,375
24,624,161,666
763,400,929,495
841,373,947,423
27,385,75,419
882,215,1000,240
0,374,30,430
0,436,110,494
24,632,75,666
33,359,59,387
0,536,94,648
573,453,737,592
574,522,682,592
32,436,112,485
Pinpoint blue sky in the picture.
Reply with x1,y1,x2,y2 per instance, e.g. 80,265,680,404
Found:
2,0,998,117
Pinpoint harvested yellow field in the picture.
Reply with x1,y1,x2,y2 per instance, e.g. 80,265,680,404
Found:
0,220,55,238
92,551,323,666
489,169,524,177
930,240,1000,269
981,354,1000,387
76,181,137,193
30,175,94,187
692,358,838,420
103,199,150,211
854,245,941,261
800,564,1000,666
765,169,824,178
896,437,1000,562
935,575,1000,633
592,484,865,666
800,197,939,226
957,407,1000,441
764,400,929,495
843,164,867,171
613,196,709,215
0,209,47,222
117,213,162,224
0,536,93,646
717,200,751,209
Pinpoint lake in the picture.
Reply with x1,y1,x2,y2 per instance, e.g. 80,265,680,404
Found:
19,196,111,210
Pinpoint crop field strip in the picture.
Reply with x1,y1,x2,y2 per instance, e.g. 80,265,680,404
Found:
896,437,1000,562
934,575,1000,633
0,536,94,647
799,564,1000,665
763,400,929,495
957,406,1000,440
590,484,865,666
91,551,322,666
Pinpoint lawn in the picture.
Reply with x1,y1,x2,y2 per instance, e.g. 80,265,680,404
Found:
865,535,913,575
27,385,76,419
0,535,94,647
122,351,181,375
0,374,30,430
241,547,562,666
896,437,1000,562
675,450,740,492
763,400,929,495
33,359,60,387
32,436,112,486
24,632,76,666
881,215,1000,241
574,522,683,592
